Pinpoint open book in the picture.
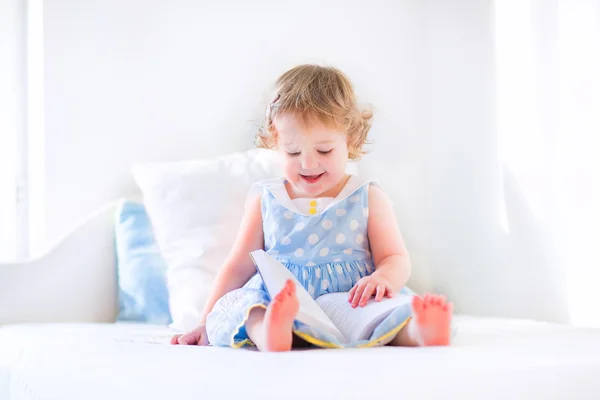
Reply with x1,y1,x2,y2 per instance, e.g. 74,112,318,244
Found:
249,249,411,344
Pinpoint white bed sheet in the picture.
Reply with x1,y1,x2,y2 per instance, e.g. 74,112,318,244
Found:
1,316,600,400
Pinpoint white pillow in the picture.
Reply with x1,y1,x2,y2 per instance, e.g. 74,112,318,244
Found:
133,148,359,331
133,148,281,330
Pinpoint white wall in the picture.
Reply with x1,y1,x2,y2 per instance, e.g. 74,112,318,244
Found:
41,0,567,322
42,0,429,239
0,0,25,261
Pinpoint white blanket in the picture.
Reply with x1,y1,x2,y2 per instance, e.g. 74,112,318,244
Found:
2,316,600,400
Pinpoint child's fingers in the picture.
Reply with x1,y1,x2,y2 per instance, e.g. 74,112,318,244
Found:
178,334,192,345
351,284,365,308
375,285,385,302
348,284,357,302
170,334,182,345
359,284,375,307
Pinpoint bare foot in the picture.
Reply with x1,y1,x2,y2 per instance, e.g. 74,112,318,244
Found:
262,279,299,352
411,294,453,345
390,294,453,346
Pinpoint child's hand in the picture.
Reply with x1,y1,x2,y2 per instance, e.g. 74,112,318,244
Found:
348,275,394,308
170,323,209,346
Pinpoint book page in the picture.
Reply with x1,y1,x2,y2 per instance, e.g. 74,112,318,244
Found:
249,250,346,343
316,292,412,343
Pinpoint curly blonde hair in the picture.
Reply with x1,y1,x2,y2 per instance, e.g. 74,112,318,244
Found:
256,64,372,160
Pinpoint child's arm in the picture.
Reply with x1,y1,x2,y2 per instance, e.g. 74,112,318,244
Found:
349,184,412,308
197,193,265,323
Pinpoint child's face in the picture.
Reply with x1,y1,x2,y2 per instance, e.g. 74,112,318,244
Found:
274,112,349,198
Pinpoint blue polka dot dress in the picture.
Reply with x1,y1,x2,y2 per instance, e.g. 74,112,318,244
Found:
205,176,415,348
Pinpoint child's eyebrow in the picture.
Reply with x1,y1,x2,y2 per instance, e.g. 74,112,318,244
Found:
283,139,299,147
315,139,335,145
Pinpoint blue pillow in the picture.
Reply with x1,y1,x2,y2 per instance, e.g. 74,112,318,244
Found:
115,200,171,325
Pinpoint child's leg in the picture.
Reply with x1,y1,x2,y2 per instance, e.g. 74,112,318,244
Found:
389,294,453,346
245,280,299,352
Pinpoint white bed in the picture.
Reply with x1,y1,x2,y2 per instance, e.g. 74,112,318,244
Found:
2,162,600,400
2,317,600,400
1,202,600,399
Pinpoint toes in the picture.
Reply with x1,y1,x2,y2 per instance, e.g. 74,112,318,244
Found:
415,294,453,316
284,280,295,295
436,295,447,307
287,280,296,295
275,281,296,303
426,294,448,307
274,290,286,302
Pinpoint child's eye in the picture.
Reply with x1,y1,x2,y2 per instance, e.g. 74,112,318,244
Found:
287,151,301,157
318,149,333,155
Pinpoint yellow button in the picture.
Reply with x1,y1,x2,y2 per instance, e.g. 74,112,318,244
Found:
309,200,317,207
309,207,317,215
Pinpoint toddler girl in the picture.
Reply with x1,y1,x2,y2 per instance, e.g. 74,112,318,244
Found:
171,64,452,351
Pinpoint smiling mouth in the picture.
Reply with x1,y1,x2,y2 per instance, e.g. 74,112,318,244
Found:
300,172,325,183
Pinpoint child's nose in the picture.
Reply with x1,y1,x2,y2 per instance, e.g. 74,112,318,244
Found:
301,154,319,170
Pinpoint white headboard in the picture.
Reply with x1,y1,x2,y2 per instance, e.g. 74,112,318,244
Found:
41,0,567,322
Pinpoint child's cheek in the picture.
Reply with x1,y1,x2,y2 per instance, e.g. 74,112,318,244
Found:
283,158,298,178
326,155,343,175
